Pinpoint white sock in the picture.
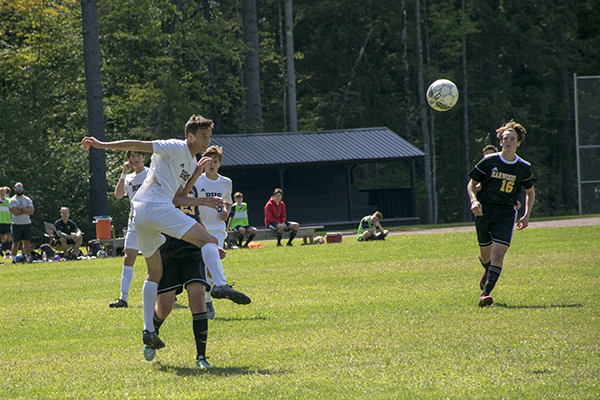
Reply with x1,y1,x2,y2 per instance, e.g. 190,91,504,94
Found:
142,281,158,332
201,243,227,286
120,265,134,302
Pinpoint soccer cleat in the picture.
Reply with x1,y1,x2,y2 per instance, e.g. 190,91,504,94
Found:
109,298,128,308
211,284,251,305
206,301,215,319
142,329,165,350
479,271,488,291
143,345,156,361
196,355,212,368
276,243,282,247
286,242,293,246
478,294,494,307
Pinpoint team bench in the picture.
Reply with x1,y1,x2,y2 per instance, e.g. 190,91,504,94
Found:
226,225,324,246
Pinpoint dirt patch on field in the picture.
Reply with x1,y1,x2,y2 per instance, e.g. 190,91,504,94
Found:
394,217,600,236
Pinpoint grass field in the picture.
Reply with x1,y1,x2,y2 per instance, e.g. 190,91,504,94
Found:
0,225,598,399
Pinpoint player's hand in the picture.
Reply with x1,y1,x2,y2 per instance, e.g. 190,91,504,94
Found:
218,247,226,260
81,136,103,151
515,200,522,211
516,215,529,230
123,161,132,173
470,200,483,216
204,196,224,210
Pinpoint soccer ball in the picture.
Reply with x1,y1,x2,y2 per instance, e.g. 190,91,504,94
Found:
314,236,324,244
426,79,459,111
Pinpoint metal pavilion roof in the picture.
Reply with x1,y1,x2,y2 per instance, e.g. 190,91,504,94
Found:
211,127,425,168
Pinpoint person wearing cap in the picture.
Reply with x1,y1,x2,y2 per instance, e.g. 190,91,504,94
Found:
9,182,34,263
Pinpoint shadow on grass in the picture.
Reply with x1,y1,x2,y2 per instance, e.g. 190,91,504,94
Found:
495,303,583,309
214,316,268,322
155,362,282,377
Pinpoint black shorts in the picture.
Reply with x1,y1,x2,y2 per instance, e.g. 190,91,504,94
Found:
267,221,291,230
158,242,210,295
0,224,11,235
12,224,32,242
475,203,517,247
232,225,252,233
60,237,77,245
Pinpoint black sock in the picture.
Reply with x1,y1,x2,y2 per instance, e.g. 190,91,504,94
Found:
479,257,491,271
288,230,297,244
153,311,165,336
483,265,502,295
245,233,255,246
192,313,209,359
277,233,282,244
238,234,244,247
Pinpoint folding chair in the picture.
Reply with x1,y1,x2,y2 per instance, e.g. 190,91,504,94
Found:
44,222,62,252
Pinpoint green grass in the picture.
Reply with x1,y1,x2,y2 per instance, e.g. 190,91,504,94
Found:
1,225,599,399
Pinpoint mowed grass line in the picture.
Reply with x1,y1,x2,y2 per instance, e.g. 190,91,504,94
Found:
0,225,598,399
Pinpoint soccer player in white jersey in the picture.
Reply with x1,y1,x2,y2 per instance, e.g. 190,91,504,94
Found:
191,145,251,308
82,115,225,351
110,150,149,308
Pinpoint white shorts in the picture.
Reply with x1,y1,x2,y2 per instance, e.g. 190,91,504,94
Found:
207,229,226,248
124,217,139,251
132,201,197,257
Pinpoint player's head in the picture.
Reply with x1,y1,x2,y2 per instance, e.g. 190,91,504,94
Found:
186,115,214,152
126,150,146,167
1,186,9,197
234,192,243,202
202,145,223,163
496,120,526,143
273,188,283,202
482,145,498,156
372,211,383,222
185,115,214,136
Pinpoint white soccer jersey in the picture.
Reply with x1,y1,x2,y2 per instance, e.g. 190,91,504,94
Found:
133,140,196,204
194,174,233,233
124,167,149,209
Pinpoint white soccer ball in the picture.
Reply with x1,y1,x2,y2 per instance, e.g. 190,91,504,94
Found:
314,236,324,244
426,79,459,111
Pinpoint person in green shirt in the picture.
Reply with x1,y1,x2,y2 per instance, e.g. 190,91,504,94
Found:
0,186,12,256
356,211,389,241
227,192,258,248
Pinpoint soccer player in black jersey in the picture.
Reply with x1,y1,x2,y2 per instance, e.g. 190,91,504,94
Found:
143,185,220,368
467,120,536,307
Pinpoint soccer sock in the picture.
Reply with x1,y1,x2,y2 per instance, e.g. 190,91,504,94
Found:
245,233,255,246
479,257,491,271
192,313,209,359
482,265,502,295
288,230,297,244
142,281,159,332
277,233,282,245
238,234,244,247
153,311,165,336
120,265,134,302
201,243,227,286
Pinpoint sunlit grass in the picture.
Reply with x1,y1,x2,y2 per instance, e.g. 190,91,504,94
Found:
0,225,598,399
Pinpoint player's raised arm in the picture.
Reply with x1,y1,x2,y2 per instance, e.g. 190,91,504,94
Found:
81,137,153,153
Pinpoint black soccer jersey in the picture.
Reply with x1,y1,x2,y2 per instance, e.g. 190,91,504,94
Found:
469,153,536,207
54,219,79,236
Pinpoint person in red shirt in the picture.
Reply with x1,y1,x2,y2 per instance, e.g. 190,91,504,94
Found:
264,188,299,246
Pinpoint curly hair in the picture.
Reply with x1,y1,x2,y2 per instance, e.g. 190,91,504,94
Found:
496,120,526,142
201,145,223,163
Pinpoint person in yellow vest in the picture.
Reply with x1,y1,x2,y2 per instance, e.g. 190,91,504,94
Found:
356,211,388,242
227,192,258,248
0,187,12,257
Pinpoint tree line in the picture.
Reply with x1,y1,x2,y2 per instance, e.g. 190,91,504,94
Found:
1,0,598,241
